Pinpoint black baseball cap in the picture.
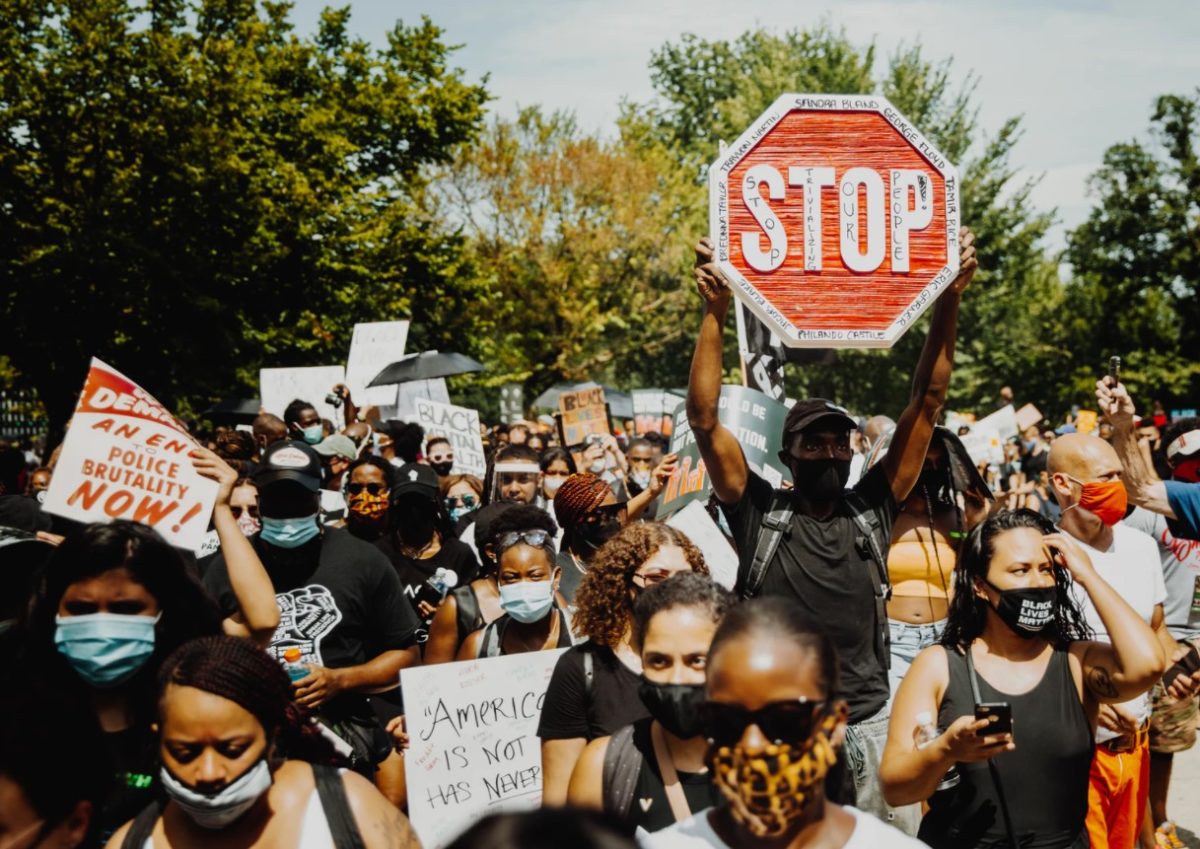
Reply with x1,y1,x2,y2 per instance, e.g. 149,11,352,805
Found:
391,462,439,501
253,440,322,492
782,399,857,447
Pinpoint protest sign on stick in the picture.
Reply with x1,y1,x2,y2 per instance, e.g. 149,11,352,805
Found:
556,386,609,447
499,384,525,424
345,321,409,411
42,358,219,551
1014,403,1043,433
632,389,671,436
414,399,487,479
260,366,346,427
403,649,566,849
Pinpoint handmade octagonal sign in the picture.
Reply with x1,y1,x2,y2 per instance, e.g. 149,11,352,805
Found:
709,94,959,348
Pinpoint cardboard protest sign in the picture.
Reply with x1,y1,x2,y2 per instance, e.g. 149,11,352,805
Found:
42,359,219,551
632,389,673,436
659,385,791,518
414,399,487,479
1075,409,1098,435
665,501,739,590
260,366,346,427
1014,403,1043,433
710,94,959,348
499,384,525,424
557,385,609,447
345,321,409,411
403,649,566,849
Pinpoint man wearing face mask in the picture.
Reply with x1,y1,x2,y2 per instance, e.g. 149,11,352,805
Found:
283,399,325,446
202,440,421,784
686,229,977,831
1048,433,1186,849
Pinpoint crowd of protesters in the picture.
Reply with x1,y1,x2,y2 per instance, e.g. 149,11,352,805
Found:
0,227,1199,849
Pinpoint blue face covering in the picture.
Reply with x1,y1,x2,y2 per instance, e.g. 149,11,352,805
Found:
498,580,555,624
301,425,324,445
54,612,161,687
260,514,320,549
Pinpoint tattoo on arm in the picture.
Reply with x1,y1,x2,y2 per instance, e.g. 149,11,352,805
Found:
1088,665,1120,699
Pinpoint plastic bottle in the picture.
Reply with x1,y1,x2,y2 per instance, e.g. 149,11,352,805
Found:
914,710,960,791
282,647,308,683
429,567,459,597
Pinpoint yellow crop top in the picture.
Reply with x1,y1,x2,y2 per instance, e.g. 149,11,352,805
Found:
887,534,957,599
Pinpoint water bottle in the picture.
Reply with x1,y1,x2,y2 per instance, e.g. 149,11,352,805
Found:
914,711,960,791
413,568,459,616
282,647,308,683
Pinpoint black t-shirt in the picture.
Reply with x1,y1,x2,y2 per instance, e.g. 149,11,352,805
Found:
623,717,719,835
99,726,158,845
538,642,650,741
203,528,419,713
1022,449,1048,478
375,534,480,602
720,464,895,723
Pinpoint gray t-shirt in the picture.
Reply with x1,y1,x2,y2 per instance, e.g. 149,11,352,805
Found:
1125,507,1200,640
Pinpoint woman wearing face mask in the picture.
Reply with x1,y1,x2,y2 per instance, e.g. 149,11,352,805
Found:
441,473,483,535
641,597,925,849
568,572,734,834
457,506,575,659
540,448,577,505
880,510,1164,849
554,474,628,601
230,479,261,538
341,456,393,543
540,523,708,805
106,635,418,849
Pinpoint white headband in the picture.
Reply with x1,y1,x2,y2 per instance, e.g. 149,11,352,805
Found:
1167,429,1200,461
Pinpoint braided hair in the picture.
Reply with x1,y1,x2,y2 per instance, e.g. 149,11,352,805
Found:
158,636,345,765
553,473,614,550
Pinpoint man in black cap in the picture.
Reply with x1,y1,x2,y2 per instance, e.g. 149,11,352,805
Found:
685,230,976,829
202,440,420,798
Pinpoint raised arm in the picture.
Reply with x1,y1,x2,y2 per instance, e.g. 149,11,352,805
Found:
1096,379,1175,517
191,447,280,646
687,237,749,504
882,228,976,504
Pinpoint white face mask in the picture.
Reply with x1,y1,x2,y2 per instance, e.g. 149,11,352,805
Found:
544,477,566,496
160,758,272,829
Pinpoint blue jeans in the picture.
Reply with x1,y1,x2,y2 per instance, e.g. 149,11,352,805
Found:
844,704,922,836
887,618,946,701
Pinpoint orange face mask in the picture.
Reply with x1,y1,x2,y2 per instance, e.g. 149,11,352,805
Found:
1066,476,1128,526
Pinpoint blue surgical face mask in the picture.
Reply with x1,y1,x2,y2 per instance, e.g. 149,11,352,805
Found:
54,612,161,688
301,424,324,445
259,514,320,549
498,579,556,624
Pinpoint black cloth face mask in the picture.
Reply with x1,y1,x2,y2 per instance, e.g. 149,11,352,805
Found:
786,458,851,503
986,583,1057,639
638,678,707,739
430,461,454,477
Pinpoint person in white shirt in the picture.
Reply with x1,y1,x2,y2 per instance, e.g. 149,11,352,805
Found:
639,597,928,849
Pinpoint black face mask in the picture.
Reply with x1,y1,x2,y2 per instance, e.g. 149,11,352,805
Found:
788,458,851,503
986,582,1057,639
430,461,454,477
638,678,707,739
578,518,621,552
394,501,436,547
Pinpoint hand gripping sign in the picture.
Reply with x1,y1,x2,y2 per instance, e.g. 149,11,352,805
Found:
710,94,959,348
42,358,219,551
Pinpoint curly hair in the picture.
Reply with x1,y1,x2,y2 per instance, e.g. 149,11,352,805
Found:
215,429,258,476
572,522,708,647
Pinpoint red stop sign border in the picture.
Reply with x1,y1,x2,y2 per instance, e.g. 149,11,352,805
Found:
709,94,960,349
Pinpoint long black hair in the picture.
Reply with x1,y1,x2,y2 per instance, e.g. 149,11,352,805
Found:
940,509,1093,651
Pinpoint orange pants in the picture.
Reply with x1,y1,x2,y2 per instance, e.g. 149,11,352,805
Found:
1085,734,1149,849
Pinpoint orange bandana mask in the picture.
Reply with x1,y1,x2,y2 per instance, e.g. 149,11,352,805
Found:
348,490,388,522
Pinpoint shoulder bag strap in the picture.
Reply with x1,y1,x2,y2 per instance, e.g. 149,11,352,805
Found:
742,490,793,600
965,646,1020,849
312,763,368,849
601,723,643,821
649,721,692,824
846,490,893,669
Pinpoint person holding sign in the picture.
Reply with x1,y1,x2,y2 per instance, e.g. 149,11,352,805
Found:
458,505,576,659
568,572,734,835
106,635,418,849
640,597,926,849
687,230,976,828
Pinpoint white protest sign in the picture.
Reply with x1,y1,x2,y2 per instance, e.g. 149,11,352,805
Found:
345,320,410,411
414,399,486,479
665,501,739,590
396,378,451,419
42,358,220,551
259,366,346,427
960,404,1019,466
403,649,566,849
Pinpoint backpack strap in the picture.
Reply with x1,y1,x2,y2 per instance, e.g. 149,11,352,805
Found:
478,617,504,658
453,585,482,645
741,489,794,600
312,763,367,849
844,491,893,669
120,800,162,849
601,723,644,822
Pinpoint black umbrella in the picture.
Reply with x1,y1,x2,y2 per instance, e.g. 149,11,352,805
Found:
201,398,261,424
367,351,484,387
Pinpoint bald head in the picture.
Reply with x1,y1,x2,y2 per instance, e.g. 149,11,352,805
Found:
864,415,896,448
1048,433,1123,512
252,413,287,454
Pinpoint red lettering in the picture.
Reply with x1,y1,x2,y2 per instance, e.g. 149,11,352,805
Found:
67,480,106,511
114,423,141,439
91,417,116,432
132,496,179,526
103,490,135,518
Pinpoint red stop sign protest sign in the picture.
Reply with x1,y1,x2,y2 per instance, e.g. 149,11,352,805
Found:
709,94,959,348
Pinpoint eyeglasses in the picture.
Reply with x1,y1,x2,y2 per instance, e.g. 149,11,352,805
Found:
347,482,387,496
702,698,828,747
445,494,478,509
631,569,677,588
496,529,556,553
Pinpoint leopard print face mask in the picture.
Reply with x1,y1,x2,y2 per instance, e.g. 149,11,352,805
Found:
708,711,840,838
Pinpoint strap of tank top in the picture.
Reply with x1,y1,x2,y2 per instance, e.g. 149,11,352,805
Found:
965,645,1020,849
479,618,503,657
120,799,161,849
649,721,692,823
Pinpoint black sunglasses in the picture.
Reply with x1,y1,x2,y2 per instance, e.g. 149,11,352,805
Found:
347,482,387,496
703,698,828,747
587,502,628,523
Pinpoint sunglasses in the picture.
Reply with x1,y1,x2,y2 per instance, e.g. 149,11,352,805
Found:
587,503,628,523
496,529,555,553
347,482,387,496
445,494,478,509
703,698,828,747
230,506,259,519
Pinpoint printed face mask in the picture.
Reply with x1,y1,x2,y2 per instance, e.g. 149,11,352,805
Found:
498,580,555,623
638,679,706,739
347,490,389,523
160,758,273,829
708,711,840,838
986,582,1057,638
54,612,161,688
236,511,261,537
259,514,320,549
1064,476,1127,526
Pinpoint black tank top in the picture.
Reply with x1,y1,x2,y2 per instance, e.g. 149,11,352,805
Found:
919,646,1093,849
624,718,719,835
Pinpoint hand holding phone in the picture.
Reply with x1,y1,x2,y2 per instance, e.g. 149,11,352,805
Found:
975,702,1013,737
1163,644,1200,693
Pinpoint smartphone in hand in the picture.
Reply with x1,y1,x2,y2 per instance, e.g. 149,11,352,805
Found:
975,702,1013,737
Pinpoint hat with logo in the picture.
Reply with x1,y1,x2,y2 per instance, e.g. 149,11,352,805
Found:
253,440,322,492
781,399,857,447
391,462,439,501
